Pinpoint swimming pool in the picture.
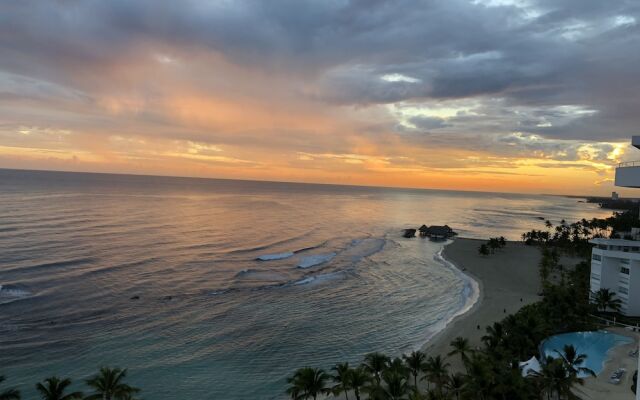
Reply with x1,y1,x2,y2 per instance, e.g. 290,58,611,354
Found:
540,331,633,377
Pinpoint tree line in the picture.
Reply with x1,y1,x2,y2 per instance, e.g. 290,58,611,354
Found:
0,367,139,400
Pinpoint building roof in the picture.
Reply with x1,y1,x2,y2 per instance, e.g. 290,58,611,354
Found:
589,238,640,246
425,225,452,235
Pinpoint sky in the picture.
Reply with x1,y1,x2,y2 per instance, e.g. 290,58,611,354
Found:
1,0,640,195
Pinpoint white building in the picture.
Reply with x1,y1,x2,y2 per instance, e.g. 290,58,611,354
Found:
590,136,640,316
589,237,640,316
590,136,640,399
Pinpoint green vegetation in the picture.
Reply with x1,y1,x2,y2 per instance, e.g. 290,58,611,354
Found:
591,288,622,313
477,237,506,256
0,368,139,400
521,211,640,257
36,377,83,400
0,376,20,400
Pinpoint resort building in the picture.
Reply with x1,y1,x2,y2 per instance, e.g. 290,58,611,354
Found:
589,237,640,316
589,135,640,399
589,136,640,317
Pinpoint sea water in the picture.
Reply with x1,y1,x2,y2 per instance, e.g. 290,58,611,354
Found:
0,169,611,399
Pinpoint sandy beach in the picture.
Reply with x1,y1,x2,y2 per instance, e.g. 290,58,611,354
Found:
422,238,544,370
425,238,638,399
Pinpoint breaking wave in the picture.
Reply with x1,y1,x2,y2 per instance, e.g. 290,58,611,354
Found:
256,252,294,261
297,253,336,269
0,284,32,305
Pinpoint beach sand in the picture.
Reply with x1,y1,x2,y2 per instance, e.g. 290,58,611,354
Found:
422,238,544,370
426,238,638,399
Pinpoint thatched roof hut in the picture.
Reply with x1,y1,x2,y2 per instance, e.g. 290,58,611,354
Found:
403,228,417,238
424,225,456,239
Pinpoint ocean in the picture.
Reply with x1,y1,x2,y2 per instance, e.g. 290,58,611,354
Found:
0,169,611,399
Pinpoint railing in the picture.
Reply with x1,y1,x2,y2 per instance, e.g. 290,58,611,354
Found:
619,160,640,168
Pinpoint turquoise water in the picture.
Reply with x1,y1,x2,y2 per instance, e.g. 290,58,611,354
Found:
0,169,612,399
540,331,633,377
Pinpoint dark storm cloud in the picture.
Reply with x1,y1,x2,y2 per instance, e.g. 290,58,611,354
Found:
1,0,639,143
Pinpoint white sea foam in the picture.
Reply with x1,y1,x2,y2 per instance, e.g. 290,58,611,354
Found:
0,285,31,304
413,246,480,350
256,252,295,261
293,271,344,286
297,253,336,269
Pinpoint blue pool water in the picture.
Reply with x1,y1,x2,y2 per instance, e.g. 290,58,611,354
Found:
540,331,633,377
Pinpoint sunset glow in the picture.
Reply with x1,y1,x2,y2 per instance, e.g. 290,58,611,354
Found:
2,1,639,195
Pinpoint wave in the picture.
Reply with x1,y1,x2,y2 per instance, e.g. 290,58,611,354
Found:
339,238,386,262
256,252,294,261
413,246,480,351
227,231,315,255
3,257,95,274
293,271,344,286
297,253,336,269
0,284,32,305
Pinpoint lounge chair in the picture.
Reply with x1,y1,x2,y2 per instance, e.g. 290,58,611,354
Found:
609,368,626,384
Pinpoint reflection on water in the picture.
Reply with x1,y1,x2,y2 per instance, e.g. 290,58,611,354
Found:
0,169,611,399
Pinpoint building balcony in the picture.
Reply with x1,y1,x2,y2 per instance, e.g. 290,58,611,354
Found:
616,161,640,188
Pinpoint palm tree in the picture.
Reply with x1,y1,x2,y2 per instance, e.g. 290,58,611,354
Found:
0,376,20,400
592,288,622,313
448,337,471,364
380,369,409,400
362,353,390,386
286,367,331,400
331,362,352,400
555,344,595,378
481,322,505,350
85,367,139,400
445,373,466,400
348,367,369,400
461,354,493,400
530,356,584,400
35,377,82,400
422,355,449,394
403,350,427,389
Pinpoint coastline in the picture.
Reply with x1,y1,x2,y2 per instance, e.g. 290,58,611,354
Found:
422,238,543,371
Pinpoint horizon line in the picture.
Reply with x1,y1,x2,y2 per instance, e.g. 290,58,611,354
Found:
0,166,601,199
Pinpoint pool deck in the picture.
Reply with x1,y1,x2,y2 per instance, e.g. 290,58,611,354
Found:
574,327,639,400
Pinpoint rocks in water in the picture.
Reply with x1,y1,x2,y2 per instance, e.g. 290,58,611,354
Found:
403,228,417,238
163,296,173,301
130,295,140,300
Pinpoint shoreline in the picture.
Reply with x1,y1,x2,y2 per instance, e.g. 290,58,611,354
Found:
421,238,544,371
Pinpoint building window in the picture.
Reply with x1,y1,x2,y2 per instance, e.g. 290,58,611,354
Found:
632,247,640,252
598,245,608,250
619,286,629,295
621,259,630,265
592,254,602,261
621,267,630,275
591,273,600,281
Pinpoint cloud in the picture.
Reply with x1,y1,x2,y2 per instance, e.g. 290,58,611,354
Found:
1,0,639,193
